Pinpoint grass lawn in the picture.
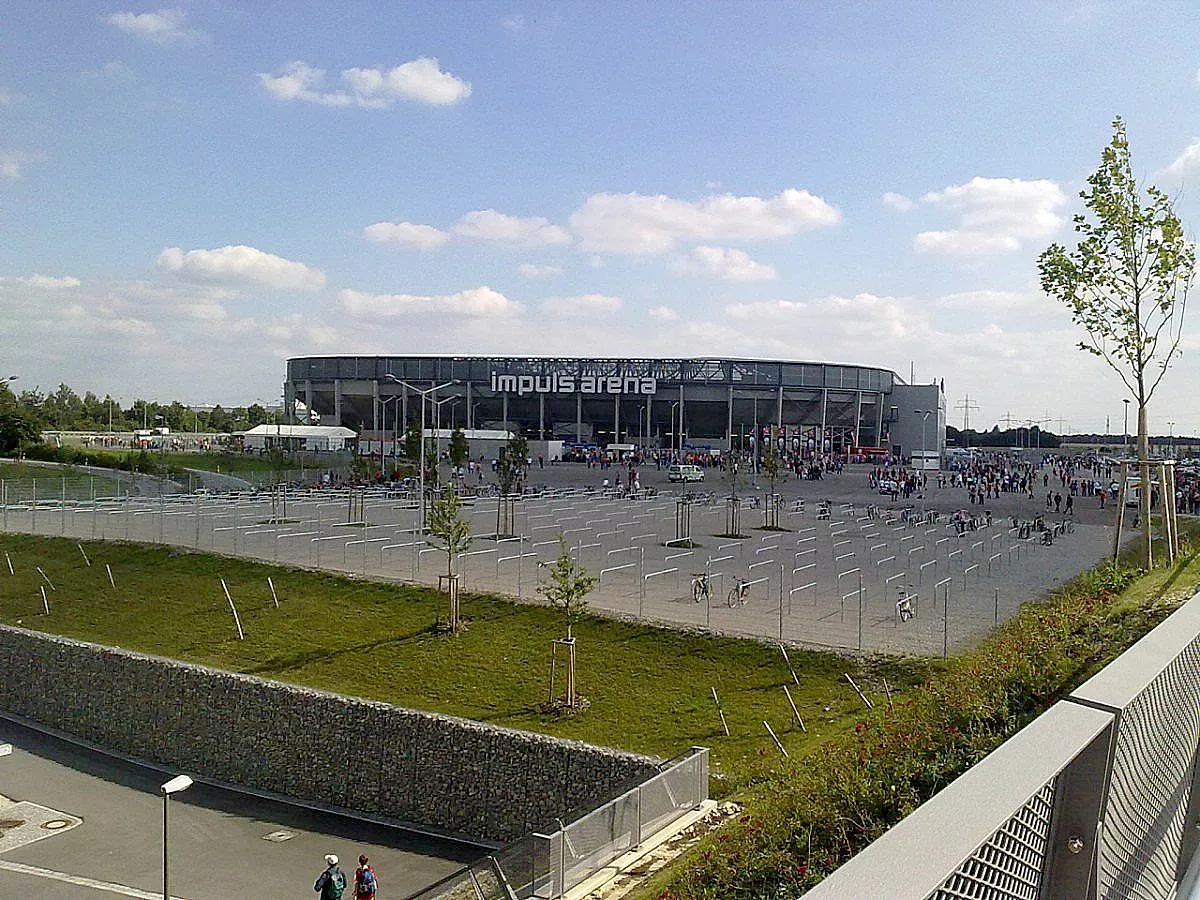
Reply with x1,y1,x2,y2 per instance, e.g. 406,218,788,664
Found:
0,534,933,788
0,462,127,502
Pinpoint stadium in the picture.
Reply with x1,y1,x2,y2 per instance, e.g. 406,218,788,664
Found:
284,355,945,456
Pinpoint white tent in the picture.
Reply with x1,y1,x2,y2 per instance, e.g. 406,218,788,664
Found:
240,424,357,452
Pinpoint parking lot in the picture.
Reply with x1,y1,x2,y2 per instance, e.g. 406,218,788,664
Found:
0,462,1117,656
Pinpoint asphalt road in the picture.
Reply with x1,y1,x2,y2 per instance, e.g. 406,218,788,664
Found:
0,719,480,900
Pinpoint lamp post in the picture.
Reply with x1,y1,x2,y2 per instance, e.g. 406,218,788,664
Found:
431,395,458,483
161,774,193,900
914,410,933,465
669,401,680,458
1123,399,1131,455
1168,420,1175,459
378,394,402,478
914,409,933,511
385,376,456,534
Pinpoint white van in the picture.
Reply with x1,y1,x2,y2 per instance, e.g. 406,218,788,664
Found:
668,464,705,483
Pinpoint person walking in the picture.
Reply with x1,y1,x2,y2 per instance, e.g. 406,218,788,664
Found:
315,854,347,900
354,854,379,900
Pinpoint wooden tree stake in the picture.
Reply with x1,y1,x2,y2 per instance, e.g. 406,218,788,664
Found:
764,720,789,757
845,673,874,709
783,685,806,732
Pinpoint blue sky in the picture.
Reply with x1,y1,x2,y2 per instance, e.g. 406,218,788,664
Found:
4,1,1200,435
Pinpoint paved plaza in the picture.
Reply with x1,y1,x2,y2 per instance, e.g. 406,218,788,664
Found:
0,719,479,900
0,462,1117,656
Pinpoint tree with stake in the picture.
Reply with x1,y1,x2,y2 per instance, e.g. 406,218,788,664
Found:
448,426,469,486
495,433,528,538
722,454,745,538
538,539,597,712
761,441,783,530
1038,117,1194,566
426,487,472,632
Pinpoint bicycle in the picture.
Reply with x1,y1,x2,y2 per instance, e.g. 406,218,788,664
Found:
727,578,750,607
691,573,711,604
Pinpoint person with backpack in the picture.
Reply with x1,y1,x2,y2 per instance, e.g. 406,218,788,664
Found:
315,854,347,900
354,854,379,900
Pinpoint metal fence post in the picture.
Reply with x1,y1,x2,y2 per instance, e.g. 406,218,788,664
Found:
634,785,643,849
1039,717,1116,900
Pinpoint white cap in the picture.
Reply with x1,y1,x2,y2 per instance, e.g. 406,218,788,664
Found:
325,854,338,866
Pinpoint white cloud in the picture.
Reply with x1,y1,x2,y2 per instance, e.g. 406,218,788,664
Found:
669,246,777,281
570,188,841,254
83,60,134,82
452,210,570,246
648,306,679,322
105,9,204,44
0,154,23,179
156,246,326,291
519,264,563,279
0,88,19,106
11,275,81,289
881,191,916,211
259,58,471,108
1162,140,1200,181
913,231,1022,255
337,286,520,317
503,15,526,33
363,221,450,250
539,294,623,316
914,177,1066,256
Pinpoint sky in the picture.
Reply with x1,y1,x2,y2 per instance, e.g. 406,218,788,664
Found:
4,2,1200,435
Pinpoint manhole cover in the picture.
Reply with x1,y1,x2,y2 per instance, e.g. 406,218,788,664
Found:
0,819,25,829
41,819,72,831
263,830,295,843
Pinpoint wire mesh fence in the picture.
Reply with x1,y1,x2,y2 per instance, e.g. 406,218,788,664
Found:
405,747,708,900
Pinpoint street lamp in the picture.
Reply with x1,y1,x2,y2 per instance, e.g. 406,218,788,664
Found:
1123,399,1131,455
378,394,402,478
384,376,456,534
161,774,193,900
431,395,459,482
669,401,681,457
1168,420,1176,459
914,410,933,466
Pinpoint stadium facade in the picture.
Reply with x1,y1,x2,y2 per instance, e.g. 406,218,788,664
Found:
284,355,945,456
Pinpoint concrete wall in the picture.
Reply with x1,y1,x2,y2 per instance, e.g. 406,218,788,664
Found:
0,625,661,843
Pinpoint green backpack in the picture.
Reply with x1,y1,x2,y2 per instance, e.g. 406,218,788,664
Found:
325,870,346,900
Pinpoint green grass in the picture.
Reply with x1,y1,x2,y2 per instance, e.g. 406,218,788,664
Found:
0,463,126,502
0,534,932,785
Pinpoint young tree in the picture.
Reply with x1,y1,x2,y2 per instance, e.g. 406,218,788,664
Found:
1038,117,1194,565
538,539,597,709
426,487,473,631
495,433,528,537
761,441,783,529
448,426,469,473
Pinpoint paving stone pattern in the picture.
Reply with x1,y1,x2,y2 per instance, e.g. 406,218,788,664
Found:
0,625,660,843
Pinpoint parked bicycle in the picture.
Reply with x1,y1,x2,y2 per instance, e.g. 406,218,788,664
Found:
727,577,751,607
691,573,711,604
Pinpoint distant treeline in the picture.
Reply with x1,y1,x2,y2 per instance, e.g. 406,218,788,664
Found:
947,426,1196,451
0,381,271,435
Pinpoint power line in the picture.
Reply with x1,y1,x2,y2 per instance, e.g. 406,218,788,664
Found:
955,395,981,431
